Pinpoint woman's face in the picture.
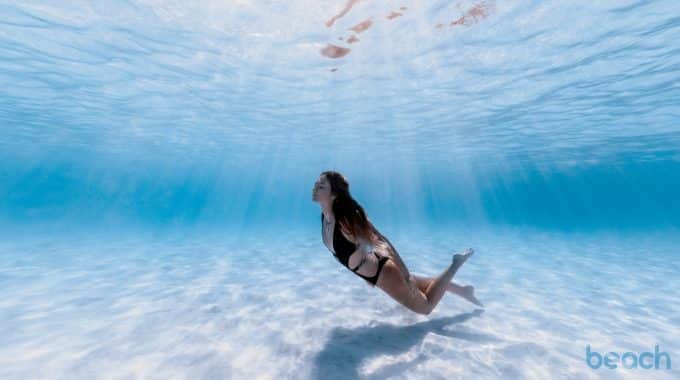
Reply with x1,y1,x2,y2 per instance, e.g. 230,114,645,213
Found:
312,175,334,204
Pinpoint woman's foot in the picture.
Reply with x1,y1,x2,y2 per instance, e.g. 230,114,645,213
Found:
452,248,474,270
461,285,484,307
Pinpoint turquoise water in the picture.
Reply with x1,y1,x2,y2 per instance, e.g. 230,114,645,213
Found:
1,1,679,379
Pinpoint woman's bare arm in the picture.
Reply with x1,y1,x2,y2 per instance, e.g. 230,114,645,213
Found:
374,232,411,280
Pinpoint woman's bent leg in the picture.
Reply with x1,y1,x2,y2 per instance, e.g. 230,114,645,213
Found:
413,275,483,307
377,249,474,315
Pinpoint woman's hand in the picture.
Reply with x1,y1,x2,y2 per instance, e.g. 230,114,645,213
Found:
347,239,374,271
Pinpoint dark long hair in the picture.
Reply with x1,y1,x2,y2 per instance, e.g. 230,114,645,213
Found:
321,170,378,243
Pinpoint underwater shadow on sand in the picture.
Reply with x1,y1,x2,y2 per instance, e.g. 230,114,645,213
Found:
311,309,498,380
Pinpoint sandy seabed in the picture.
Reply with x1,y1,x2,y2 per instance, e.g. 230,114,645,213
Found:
0,228,677,380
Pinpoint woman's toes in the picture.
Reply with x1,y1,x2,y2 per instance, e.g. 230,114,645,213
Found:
453,249,473,265
463,285,484,307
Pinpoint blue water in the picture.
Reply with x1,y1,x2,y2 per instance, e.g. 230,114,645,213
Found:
1,1,679,379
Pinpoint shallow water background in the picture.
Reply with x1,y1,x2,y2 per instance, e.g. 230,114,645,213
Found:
1,0,679,231
1,1,679,379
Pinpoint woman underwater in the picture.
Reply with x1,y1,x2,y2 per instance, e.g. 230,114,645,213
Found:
313,170,483,315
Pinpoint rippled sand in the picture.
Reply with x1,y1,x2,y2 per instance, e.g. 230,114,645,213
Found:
1,228,677,379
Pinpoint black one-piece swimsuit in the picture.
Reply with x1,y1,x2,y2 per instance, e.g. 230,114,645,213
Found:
322,213,390,285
